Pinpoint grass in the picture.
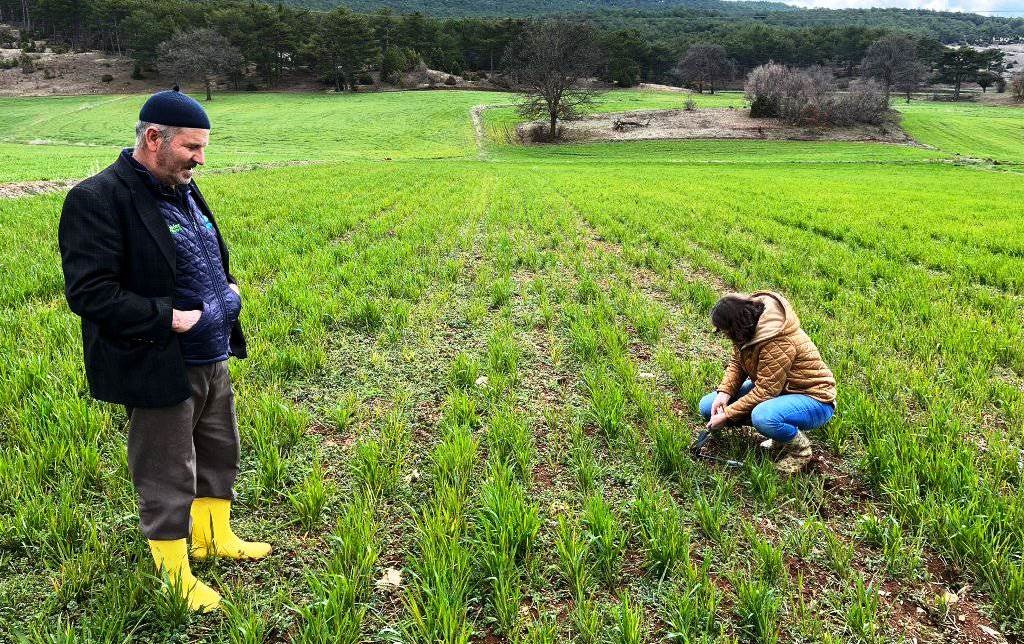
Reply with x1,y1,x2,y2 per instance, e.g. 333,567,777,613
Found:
3,87,1024,641
899,100,1024,162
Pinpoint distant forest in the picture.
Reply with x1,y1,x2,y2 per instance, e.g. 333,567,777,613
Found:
1,0,1021,90
275,0,1024,42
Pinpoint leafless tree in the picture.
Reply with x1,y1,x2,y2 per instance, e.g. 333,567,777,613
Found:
1012,72,1024,103
676,43,734,94
503,20,604,141
862,34,926,102
157,29,244,101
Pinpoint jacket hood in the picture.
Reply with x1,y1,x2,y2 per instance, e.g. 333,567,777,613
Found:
742,291,800,349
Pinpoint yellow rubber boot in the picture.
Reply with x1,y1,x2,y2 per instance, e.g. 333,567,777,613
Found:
190,497,272,560
148,538,221,613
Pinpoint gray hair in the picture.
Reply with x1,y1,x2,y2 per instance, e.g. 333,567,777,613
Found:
134,121,180,151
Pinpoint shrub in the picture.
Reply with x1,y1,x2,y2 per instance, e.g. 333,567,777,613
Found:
0,25,16,47
746,63,888,126
684,98,697,111
823,79,889,126
101,74,114,83
444,74,458,86
19,52,35,74
744,62,789,117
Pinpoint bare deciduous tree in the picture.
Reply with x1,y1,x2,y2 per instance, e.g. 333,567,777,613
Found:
1012,72,1024,103
676,43,734,94
503,20,604,141
862,34,925,102
157,29,243,101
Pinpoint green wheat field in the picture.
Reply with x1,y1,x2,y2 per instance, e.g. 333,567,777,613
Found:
1,89,1023,642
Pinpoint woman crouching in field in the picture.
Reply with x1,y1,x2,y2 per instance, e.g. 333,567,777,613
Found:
700,291,836,474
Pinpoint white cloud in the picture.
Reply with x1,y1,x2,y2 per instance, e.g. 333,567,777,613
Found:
762,0,1024,14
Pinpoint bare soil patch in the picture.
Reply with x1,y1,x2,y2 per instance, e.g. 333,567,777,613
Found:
0,178,79,198
520,107,918,146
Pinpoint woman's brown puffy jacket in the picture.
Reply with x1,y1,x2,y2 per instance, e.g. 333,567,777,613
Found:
717,291,836,421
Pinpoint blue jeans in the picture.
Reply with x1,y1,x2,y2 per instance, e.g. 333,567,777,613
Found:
699,379,834,442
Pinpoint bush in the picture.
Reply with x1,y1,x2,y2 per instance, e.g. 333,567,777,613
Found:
19,52,35,74
357,73,373,85
444,74,458,86
520,122,561,143
101,73,114,83
823,79,889,126
746,63,888,126
131,63,145,80
684,98,697,111
744,62,789,117
749,95,774,118
0,25,16,47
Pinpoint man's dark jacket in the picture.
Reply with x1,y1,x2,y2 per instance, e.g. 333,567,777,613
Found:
58,153,247,408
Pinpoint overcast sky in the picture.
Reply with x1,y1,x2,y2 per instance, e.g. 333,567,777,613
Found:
771,0,1024,13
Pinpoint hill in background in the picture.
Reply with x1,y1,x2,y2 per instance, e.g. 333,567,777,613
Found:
271,0,1024,42
272,0,796,16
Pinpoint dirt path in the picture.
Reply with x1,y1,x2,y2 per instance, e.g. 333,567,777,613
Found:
470,105,487,159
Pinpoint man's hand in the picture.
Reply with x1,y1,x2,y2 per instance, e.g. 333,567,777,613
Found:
707,411,728,430
228,283,240,296
710,392,730,417
172,308,202,333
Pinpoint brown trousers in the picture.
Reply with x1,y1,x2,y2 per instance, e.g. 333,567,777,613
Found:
126,361,239,540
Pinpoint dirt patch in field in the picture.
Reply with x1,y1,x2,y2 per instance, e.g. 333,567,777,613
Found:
520,108,918,146
0,160,321,200
0,178,79,198
0,50,157,96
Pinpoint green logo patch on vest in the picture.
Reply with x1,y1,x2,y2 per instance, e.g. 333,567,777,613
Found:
168,223,183,235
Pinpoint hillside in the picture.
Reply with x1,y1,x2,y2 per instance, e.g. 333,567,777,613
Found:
272,0,1024,41
272,0,795,16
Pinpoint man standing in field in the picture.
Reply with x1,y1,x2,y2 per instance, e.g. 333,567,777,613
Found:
58,89,270,613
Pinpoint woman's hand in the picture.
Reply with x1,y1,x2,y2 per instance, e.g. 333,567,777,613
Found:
707,411,728,430
710,392,730,417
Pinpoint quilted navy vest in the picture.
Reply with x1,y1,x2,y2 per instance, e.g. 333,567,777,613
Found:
123,149,240,365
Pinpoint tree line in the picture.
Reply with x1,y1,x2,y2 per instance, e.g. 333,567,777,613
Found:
0,0,1019,93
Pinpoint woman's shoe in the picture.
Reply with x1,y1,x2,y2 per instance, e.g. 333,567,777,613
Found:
774,431,812,474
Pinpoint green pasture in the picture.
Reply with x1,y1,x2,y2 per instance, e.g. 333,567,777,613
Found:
2,88,1024,642
900,101,1024,162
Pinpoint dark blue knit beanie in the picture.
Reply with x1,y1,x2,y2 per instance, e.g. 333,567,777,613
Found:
139,89,211,129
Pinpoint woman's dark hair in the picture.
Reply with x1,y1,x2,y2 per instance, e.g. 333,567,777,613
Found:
711,294,765,345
